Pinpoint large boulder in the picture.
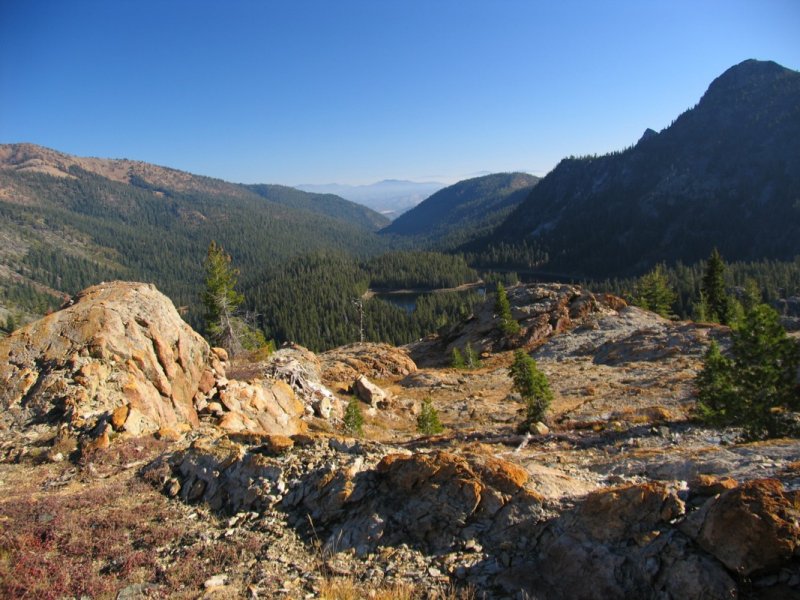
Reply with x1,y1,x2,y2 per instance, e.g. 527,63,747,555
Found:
261,344,341,419
0,282,208,437
214,379,306,436
353,375,390,408
694,479,800,576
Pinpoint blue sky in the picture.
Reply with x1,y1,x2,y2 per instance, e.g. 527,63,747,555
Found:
1,0,798,185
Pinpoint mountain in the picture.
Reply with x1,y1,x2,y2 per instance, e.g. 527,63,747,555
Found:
0,143,386,324
380,172,539,247
297,179,446,219
485,59,800,277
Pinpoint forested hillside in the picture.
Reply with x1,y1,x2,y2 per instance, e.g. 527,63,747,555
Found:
0,144,488,349
244,184,389,230
3,61,799,347
0,144,388,329
381,172,538,248
480,59,800,277
589,256,800,321
249,252,482,351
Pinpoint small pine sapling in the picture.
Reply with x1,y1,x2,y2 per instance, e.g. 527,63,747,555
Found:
417,397,444,435
509,349,553,429
495,283,520,335
343,396,364,437
451,347,466,369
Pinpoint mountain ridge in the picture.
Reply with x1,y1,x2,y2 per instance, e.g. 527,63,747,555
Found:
483,58,800,276
381,172,539,248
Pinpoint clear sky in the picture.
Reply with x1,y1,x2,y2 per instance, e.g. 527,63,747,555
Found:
1,0,798,185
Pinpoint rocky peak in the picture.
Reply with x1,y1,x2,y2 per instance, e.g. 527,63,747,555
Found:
703,59,793,100
637,127,658,144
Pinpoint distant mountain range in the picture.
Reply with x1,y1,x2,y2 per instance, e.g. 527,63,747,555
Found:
381,172,539,248
478,59,800,276
296,180,446,219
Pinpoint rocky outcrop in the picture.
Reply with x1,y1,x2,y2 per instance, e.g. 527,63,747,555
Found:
320,343,417,389
0,281,308,453
406,284,628,366
693,479,800,576
162,433,800,599
210,379,306,436
0,282,208,438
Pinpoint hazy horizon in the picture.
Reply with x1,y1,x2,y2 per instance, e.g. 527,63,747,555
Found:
1,1,798,186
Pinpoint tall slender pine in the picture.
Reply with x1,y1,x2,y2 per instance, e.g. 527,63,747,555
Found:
702,248,729,324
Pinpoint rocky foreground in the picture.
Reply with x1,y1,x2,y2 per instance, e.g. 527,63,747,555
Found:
1,281,800,599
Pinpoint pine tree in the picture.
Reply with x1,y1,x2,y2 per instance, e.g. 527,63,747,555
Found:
741,279,763,312
632,264,676,318
202,241,245,352
702,248,730,324
495,283,519,335
696,341,736,423
509,349,553,427
696,303,800,439
464,342,482,369
417,397,444,435
202,241,271,356
692,290,709,322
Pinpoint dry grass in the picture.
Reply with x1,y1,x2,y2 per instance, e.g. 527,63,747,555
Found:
0,437,267,599
318,577,475,600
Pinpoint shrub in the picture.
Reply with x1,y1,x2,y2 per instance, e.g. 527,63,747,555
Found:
451,347,466,369
452,343,481,370
417,397,444,435
631,263,676,318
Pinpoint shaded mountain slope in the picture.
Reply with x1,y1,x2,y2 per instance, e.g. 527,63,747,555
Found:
381,172,539,248
488,59,800,276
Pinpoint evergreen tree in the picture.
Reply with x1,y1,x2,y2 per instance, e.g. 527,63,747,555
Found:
509,349,553,427
343,397,365,437
702,248,730,324
464,342,482,369
696,341,736,423
692,290,709,322
741,278,763,312
495,283,519,335
632,264,676,318
202,241,245,353
2,313,17,335
416,397,444,435
696,303,800,439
